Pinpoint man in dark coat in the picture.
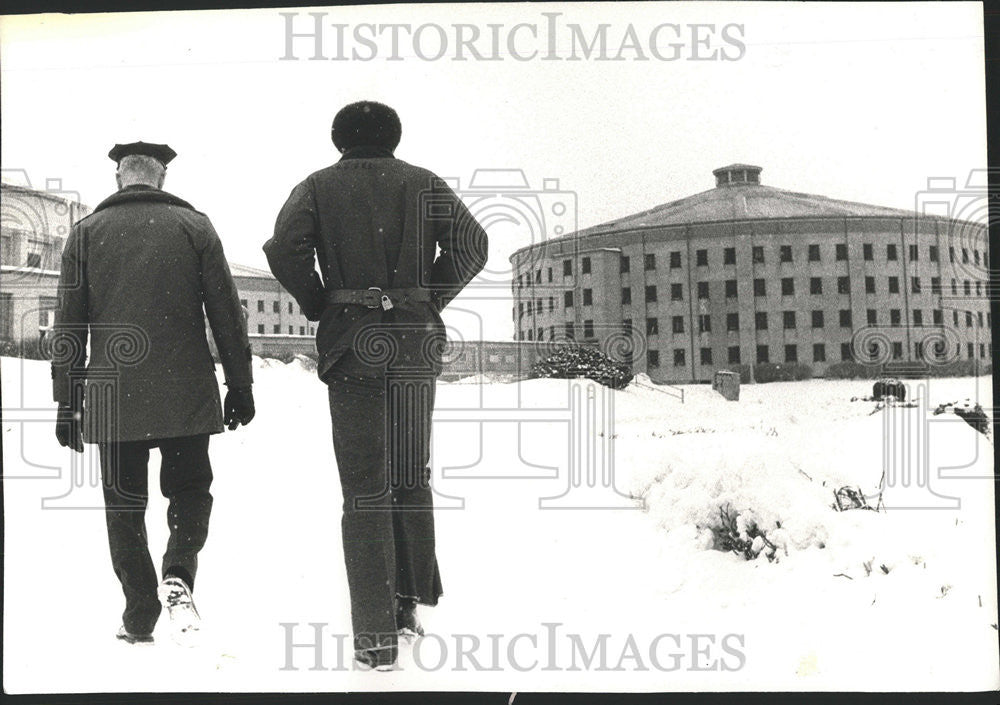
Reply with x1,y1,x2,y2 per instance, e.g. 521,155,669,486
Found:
52,141,256,645
263,101,488,669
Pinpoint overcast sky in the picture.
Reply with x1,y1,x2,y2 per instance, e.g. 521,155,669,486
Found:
0,2,987,340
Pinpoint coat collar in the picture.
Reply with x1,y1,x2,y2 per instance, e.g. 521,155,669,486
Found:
92,185,197,214
339,146,395,161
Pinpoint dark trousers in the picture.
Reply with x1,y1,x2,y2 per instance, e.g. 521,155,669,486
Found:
98,434,214,635
327,374,443,656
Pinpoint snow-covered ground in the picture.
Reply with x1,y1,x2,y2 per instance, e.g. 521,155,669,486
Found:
3,356,997,692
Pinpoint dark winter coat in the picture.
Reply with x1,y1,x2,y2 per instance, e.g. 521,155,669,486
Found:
263,147,488,382
51,185,253,442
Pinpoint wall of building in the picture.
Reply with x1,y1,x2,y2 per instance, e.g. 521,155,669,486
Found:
511,216,991,382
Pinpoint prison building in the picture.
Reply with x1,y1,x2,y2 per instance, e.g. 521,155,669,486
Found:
509,164,991,383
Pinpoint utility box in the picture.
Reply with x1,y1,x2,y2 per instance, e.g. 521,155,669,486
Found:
713,370,741,401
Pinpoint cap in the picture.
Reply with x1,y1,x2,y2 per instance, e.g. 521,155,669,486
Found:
108,141,177,166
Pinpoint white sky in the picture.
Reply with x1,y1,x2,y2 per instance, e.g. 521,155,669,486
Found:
0,2,987,340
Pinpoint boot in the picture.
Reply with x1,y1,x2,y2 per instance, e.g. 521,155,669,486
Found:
157,576,201,646
395,595,424,639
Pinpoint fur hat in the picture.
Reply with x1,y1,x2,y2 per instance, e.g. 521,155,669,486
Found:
331,101,401,152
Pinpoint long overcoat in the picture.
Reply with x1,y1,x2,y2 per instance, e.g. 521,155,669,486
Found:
51,185,253,442
263,146,488,382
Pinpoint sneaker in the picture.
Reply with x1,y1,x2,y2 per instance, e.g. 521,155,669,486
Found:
116,625,154,645
395,596,424,639
157,576,201,646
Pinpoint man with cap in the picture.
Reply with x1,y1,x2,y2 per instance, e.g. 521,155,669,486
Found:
264,101,488,669
52,141,256,645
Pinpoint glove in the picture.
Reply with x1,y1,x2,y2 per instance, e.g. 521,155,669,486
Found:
55,404,84,453
223,386,255,430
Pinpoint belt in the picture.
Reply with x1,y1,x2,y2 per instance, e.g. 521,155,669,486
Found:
326,287,433,311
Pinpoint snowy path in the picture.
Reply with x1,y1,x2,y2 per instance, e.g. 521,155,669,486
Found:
3,357,997,692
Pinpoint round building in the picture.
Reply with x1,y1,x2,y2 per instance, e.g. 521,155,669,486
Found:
509,164,991,383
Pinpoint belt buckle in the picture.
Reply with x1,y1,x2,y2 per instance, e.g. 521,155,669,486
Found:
364,287,383,309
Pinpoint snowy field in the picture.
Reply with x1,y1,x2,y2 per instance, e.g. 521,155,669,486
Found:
3,355,997,693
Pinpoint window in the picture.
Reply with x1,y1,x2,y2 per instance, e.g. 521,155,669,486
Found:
25,252,41,268
288,326,293,334
582,257,591,274
583,289,593,306
932,309,943,325
783,311,796,329
978,311,984,327
888,276,899,294
698,314,711,333
257,324,264,334
929,245,939,262
273,301,280,313
962,248,969,263
564,291,574,308
700,347,713,365
549,297,555,311
781,278,794,296
755,312,768,330
620,257,630,273
257,300,264,313
810,277,822,295
622,287,632,305
240,299,247,308
890,309,901,327
728,346,741,364
724,247,736,265
583,320,594,338
549,326,555,340
887,244,897,261
839,309,852,327
563,259,572,276
696,249,708,266
965,311,973,328
536,270,542,283
867,309,877,325
837,276,850,294
892,342,903,360
835,244,847,261
517,302,524,318
646,317,659,335
547,267,553,282
300,326,305,335
754,278,766,297
911,277,921,294
949,246,955,263
963,280,971,296
785,345,798,363
565,322,575,339
951,279,957,295
645,254,657,271
648,350,660,368
808,244,821,262
931,277,941,294
670,283,683,301
288,301,293,314
865,276,875,294
673,349,685,367
752,246,764,264
811,310,824,328
757,345,769,363
697,281,709,299
974,250,980,266
646,285,658,303
966,342,974,358
780,245,793,263
863,243,873,261
527,330,533,341
725,279,738,298
672,316,685,333
975,281,982,296
913,309,923,327
841,343,853,362
909,244,918,261
813,344,826,362
726,313,739,331
273,324,280,333
953,310,959,326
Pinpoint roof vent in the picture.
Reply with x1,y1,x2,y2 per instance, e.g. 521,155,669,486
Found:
713,163,762,187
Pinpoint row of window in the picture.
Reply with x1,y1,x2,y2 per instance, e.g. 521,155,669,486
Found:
516,243,989,287
516,275,986,317
255,324,315,335
517,307,990,341
645,341,992,368
241,298,304,316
